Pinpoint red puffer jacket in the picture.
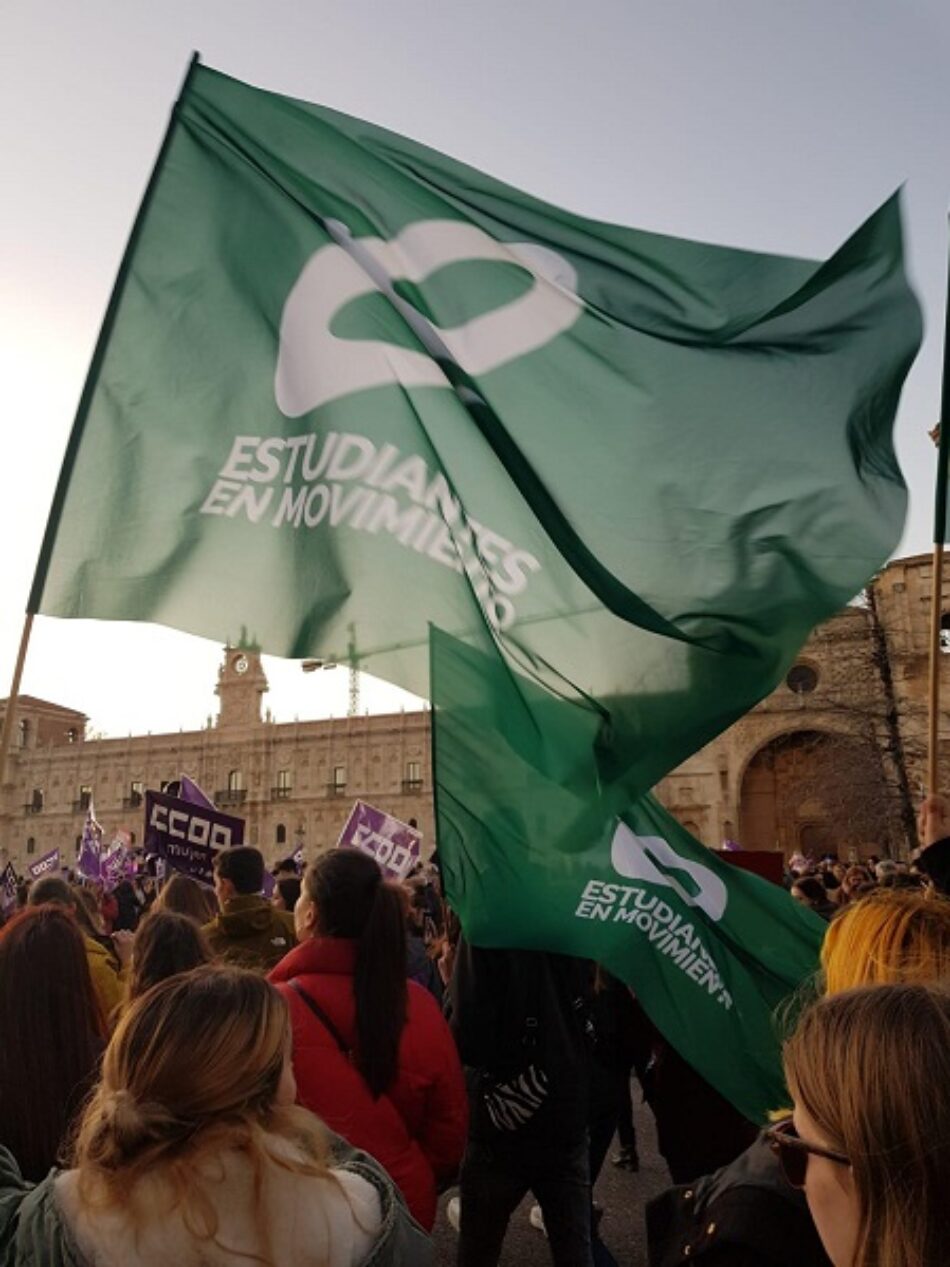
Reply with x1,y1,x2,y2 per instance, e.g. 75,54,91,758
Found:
269,937,467,1229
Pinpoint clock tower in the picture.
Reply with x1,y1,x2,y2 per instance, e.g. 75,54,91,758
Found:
216,646,268,729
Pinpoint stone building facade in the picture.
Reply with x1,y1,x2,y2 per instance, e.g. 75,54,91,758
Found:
2,554,948,871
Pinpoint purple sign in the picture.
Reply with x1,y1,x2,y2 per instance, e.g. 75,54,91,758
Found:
27,848,61,881
336,801,422,881
1,863,17,917
144,789,245,886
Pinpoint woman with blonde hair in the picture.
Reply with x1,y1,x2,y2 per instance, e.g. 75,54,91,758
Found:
0,965,431,1266
646,887,950,1267
775,983,950,1266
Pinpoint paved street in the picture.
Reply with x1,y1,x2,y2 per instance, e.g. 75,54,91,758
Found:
432,1095,670,1267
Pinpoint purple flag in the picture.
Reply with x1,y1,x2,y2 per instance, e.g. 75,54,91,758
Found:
100,839,128,891
180,774,216,810
78,800,103,881
262,870,277,899
0,863,17,918
144,789,244,886
336,801,422,882
27,848,61,881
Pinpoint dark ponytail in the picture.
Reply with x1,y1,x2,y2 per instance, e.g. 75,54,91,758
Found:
306,851,408,1097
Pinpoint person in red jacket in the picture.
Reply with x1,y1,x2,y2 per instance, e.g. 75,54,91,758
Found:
269,848,467,1230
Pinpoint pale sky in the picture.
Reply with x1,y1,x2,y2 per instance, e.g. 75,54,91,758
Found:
2,0,949,737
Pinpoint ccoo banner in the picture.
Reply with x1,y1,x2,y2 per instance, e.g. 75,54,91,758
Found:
144,789,245,886
27,848,61,881
337,801,421,881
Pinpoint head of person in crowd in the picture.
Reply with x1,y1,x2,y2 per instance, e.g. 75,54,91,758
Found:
296,849,407,1096
821,887,950,995
273,876,301,912
28,876,101,936
779,984,950,1267
0,906,106,1181
153,871,217,924
126,910,213,1005
273,857,298,880
213,845,264,908
71,966,335,1251
840,865,872,901
790,876,828,911
873,859,898,883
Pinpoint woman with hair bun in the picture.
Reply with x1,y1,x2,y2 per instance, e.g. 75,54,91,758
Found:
0,965,431,1265
269,848,467,1230
777,983,950,1266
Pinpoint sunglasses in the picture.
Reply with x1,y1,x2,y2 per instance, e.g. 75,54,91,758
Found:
766,1117,850,1188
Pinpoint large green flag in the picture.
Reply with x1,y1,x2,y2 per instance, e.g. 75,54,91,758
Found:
430,626,825,1122
31,61,919,1113
32,60,918,797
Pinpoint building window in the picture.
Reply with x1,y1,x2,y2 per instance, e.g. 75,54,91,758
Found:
128,781,144,808
66,727,78,743
940,613,950,654
331,765,347,794
75,835,82,855
785,663,818,695
17,720,29,749
26,836,35,855
228,769,244,792
276,823,287,845
78,785,92,812
273,769,292,799
403,760,423,792
29,788,43,814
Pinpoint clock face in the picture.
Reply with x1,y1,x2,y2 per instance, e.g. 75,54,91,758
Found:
234,655,249,675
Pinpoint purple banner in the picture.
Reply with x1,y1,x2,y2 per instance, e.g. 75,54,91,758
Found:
1,863,17,917
27,848,61,881
144,789,245,886
336,801,422,881
78,801,103,881
262,870,276,899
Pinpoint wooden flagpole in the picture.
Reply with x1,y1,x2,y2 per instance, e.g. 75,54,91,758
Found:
928,230,950,796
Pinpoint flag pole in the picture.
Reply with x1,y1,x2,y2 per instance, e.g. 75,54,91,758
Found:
0,613,35,853
927,230,950,795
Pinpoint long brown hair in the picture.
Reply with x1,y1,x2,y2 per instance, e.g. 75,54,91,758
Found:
126,909,213,1004
304,850,408,1097
152,872,217,924
73,966,333,1264
784,984,950,1267
0,906,106,1180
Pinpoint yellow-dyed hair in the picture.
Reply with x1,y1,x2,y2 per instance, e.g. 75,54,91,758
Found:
821,888,950,996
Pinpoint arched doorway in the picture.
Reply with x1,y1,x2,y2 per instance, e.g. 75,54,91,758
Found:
739,730,893,858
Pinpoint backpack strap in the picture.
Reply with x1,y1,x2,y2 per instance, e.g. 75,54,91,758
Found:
289,979,354,1062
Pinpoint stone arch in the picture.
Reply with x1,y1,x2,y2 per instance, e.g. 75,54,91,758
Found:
738,728,892,858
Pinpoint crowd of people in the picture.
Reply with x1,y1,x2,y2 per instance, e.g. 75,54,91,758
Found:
0,795,948,1266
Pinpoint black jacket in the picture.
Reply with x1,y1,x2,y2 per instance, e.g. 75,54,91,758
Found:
646,1134,832,1267
446,941,592,1144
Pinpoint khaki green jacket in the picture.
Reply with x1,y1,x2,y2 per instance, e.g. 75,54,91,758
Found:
202,895,296,971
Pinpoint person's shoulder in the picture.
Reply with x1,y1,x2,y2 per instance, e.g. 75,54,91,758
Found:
277,1164,382,1265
